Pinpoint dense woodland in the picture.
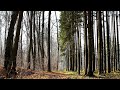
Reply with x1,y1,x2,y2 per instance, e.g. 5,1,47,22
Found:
0,11,120,79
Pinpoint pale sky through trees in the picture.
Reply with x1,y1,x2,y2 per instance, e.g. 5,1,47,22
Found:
0,11,61,52
0,11,120,55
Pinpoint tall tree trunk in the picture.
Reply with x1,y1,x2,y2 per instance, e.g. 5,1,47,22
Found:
87,11,93,76
71,11,75,71
115,33,117,71
11,11,23,74
96,11,99,71
111,12,114,71
38,11,41,69
113,12,115,71
68,45,70,71
103,11,106,73
0,23,2,56
116,12,119,70
21,22,23,67
70,45,72,71
98,11,103,74
77,24,80,75
4,11,8,51
41,11,45,71
72,40,75,71
75,33,78,71
66,45,69,71
101,12,104,73
33,11,36,70
4,11,19,70
84,11,88,75
80,24,82,71
55,11,59,70
113,12,117,71
91,11,95,72
106,11,111,73
75,39,77,71
27,11,33,69
48,11,51,72
8,11,23,78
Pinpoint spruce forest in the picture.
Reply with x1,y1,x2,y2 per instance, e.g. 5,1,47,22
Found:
0,11,120,79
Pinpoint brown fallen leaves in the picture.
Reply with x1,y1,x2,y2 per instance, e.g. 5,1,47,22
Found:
19,71,71,79
0,65,120,79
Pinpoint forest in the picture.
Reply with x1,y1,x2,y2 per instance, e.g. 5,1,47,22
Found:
0,11,120,79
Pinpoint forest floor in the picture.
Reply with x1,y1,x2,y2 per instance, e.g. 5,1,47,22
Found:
0,65,120,79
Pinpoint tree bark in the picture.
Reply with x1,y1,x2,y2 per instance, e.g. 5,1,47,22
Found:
87,11,93,76
91,11,95,72
116,12,119,70
106,11,111,73
98,11,103,74
38,11,41,69
55,11,59,71
4,11,19,70
20,21,23,67
84,11,88,75
33,11,36,70
41,11,45,71
48,11,51,72
103,12,106,73
27,11,33,69
7,11,23,78
77,24,80,75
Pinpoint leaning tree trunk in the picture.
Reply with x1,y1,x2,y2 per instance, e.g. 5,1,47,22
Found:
4,11,8,52
4,11,19,71
20,21,23,67
7,11,23,78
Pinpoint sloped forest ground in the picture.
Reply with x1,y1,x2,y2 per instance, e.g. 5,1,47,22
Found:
0,65,120,79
